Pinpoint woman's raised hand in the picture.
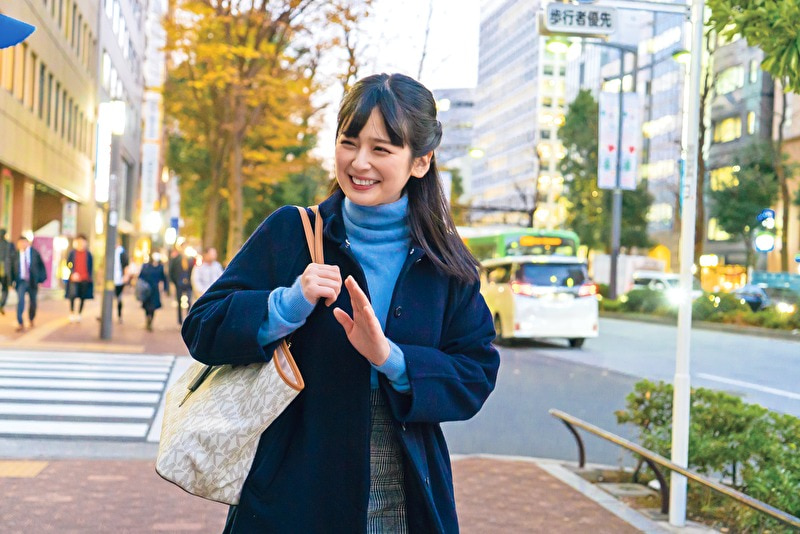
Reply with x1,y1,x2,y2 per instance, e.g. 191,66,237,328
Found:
333,276,390,366
300,263,342,307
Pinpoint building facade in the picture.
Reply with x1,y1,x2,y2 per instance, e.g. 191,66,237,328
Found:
95,0,147,250
705,34,774,267
471,0,568,228
433,87,475,203
0,1,99,246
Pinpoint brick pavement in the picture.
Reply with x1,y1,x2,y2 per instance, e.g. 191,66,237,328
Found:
0,457,643,533
0,290,654,532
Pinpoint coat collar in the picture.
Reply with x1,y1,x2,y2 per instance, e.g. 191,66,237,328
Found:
317,190,430,264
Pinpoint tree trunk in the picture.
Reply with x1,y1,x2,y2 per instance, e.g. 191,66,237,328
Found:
775,83,789,272
694,32,714,264
226,98,246,264
202,167,221,251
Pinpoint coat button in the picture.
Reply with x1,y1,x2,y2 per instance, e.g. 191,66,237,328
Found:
393,306,402,318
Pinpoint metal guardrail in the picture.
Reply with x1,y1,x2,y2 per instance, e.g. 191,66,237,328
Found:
549,408,800,530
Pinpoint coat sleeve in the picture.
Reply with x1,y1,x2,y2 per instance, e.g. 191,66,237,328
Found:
181,206,306,367
383,279,499,424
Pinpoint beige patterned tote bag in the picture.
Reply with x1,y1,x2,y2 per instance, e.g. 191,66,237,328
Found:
156,206,323,505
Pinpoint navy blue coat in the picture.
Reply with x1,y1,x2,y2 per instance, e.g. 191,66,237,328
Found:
139,262,168,312
181,191,499,533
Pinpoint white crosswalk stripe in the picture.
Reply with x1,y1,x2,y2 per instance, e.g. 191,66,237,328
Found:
0,350,176,441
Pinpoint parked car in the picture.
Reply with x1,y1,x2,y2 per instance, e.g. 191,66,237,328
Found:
763,286,800,314
732,284,770,311
480,256,599,348
629,270,703,304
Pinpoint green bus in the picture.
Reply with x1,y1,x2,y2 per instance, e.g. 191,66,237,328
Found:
457,226,581,261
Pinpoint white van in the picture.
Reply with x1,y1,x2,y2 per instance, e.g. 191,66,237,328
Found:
481,256,599,348
629,270,704,303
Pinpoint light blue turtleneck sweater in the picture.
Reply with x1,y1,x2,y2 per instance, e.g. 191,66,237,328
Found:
256,196,411,392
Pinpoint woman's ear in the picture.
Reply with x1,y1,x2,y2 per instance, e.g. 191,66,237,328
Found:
410,151,433,178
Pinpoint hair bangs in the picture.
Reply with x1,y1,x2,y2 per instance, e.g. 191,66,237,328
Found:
339,82,409,147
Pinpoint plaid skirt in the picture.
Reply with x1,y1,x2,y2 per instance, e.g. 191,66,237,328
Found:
367,389,408,533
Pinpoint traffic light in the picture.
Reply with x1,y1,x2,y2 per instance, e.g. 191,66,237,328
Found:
754,208,776,253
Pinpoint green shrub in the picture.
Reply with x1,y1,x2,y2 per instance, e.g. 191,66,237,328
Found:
600,298,623,312
622,289,669,314
616,379,800,532
692,293,749,322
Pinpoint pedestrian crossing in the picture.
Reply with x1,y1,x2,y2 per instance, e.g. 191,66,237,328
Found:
0,351,176,441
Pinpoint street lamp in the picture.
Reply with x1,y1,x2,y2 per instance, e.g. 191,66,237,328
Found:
99,100,126,340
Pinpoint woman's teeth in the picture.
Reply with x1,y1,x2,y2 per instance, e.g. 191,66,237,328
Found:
352,177,377,186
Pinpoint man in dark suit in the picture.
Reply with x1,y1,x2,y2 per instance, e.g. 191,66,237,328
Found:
11,236,47,332
0,229,12,314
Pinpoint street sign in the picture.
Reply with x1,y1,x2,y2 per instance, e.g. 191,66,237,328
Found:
598,92,619,189
544,3,617,36
620,92,642,189
598,92,641,191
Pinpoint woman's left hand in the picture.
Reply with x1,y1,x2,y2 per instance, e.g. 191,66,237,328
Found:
333,276,390,366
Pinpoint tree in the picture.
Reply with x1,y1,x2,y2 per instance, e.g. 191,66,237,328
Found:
708,142,779,268
707,0,800,271
559,89,653,252
165,0,371,262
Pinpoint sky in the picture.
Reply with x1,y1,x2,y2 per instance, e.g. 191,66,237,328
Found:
313,0,481,164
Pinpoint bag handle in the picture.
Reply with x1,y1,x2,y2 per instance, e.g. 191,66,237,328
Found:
296,205,324,264
180,206,322,404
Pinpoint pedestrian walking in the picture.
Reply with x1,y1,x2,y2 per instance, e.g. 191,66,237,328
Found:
65,234,93,322
182,73,500,533
138,253,168,332
113,242,130,323
190,247,223,300
0,229,13,314
11,236,47,331
168,245,194,325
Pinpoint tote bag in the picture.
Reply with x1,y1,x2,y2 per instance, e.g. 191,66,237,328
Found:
156,206,323,505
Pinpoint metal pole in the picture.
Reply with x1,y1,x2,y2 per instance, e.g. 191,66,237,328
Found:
100,134,121,340
670,0,704,526
609,48,625,300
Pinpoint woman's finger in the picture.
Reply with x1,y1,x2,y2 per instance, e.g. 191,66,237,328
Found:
332,307,353,332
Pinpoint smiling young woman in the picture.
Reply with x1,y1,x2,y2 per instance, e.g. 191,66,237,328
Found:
182,73,499,534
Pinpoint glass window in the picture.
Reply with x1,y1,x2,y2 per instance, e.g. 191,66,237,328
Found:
747,111,756,134
13,44,25,101
707,218,732,241
0,48,12,92
46,73,53,126
102,51,112,90
749,59,759,84
713,116,742,143
54,81,60,132
38,63,46,119
518,263,587,287
709,166,739,191
716,66,744,95
25,51,35,110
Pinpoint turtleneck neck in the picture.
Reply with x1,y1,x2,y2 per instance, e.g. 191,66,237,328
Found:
342,195,410,241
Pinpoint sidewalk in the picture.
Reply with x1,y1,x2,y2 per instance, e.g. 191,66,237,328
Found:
0,287,189,356
0,292,680,532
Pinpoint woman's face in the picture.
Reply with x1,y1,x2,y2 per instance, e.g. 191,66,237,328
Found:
335,108,431,206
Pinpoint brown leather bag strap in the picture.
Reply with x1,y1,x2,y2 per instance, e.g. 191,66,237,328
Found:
296,206,324,264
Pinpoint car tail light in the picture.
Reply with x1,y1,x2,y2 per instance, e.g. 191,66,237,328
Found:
578,283,598,298
511,281,539,297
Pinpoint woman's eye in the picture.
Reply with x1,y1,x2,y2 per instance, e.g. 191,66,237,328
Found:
374,146,390,153
340,139,356,146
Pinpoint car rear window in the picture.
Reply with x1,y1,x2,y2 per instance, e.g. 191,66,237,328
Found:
518,263,587,287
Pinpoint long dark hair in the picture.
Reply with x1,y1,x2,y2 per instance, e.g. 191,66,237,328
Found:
332,73,479,283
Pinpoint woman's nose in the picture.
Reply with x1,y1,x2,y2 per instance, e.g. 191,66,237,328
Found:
352,148,371,170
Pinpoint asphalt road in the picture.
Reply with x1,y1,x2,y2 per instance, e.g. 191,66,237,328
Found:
443,317,800,466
